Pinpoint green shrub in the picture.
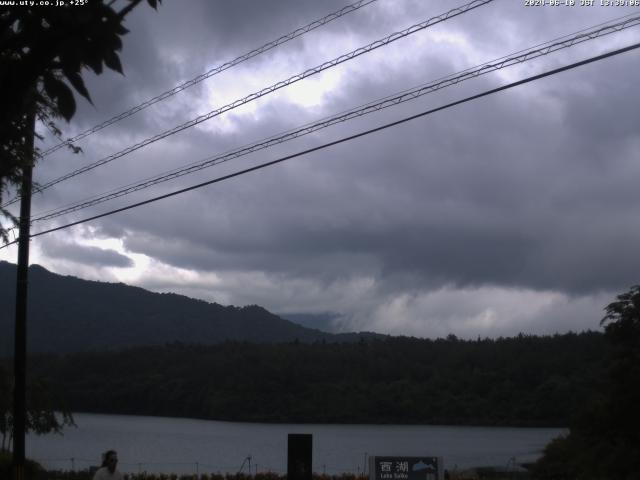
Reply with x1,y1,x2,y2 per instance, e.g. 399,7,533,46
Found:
0,450,46,480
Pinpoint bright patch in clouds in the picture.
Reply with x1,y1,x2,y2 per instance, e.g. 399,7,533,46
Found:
284,69,343,109
336,286,607,339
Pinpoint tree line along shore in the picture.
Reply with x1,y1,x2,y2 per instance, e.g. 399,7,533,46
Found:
18,331,605,427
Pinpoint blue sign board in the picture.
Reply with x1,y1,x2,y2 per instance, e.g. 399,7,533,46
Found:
369,456,442,480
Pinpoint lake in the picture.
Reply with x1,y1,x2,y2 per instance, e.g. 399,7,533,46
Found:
27,413,565,475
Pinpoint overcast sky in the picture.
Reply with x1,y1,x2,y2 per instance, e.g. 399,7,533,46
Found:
3,0,640,338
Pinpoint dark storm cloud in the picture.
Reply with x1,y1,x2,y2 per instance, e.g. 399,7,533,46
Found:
109,51,640,297
9,0,638,337
40,238,134,268
93,0,365,111
183,0,353,50
52,0,483,146
57,6,178,135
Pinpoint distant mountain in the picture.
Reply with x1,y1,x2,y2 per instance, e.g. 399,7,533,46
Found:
279,312,385,342
0,261,376,354
278,312,341,333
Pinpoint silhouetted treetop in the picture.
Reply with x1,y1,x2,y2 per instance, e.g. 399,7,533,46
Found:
0,0,159,239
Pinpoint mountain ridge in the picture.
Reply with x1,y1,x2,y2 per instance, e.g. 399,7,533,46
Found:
0,261,382,354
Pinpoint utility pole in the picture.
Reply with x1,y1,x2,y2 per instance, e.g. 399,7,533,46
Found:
12,108,35,480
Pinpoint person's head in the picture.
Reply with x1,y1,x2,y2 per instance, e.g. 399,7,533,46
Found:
102,450,118,473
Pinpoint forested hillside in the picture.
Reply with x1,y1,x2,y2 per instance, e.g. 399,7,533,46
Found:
27,332,605,427
0,261,379,354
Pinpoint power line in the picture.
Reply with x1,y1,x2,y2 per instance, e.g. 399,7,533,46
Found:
29,11,640,221
28,14,640,224
3,40,638,249
37,0,380,158
2,0,494,208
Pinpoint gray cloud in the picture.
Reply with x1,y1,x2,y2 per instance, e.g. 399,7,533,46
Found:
4,0,640,338
40,238,134,269
109,71,640,296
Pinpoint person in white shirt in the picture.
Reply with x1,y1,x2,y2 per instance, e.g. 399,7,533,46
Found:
93,450,124,480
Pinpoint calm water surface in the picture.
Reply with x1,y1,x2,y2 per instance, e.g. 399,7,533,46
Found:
27,413,565,475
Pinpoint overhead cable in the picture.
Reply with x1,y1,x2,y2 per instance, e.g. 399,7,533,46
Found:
3,0,494,208
29,14,640,223
38,0,380,158
3,40,637,248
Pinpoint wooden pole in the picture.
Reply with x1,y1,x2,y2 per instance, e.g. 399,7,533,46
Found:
12,109,35,480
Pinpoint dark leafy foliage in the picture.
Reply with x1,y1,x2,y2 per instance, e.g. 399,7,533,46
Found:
0,365,74,451
24,331,606,427
0,450,43,479
532,286,640,480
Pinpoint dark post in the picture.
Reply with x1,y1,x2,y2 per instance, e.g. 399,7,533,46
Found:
12,109,35,480
287,434,312,480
